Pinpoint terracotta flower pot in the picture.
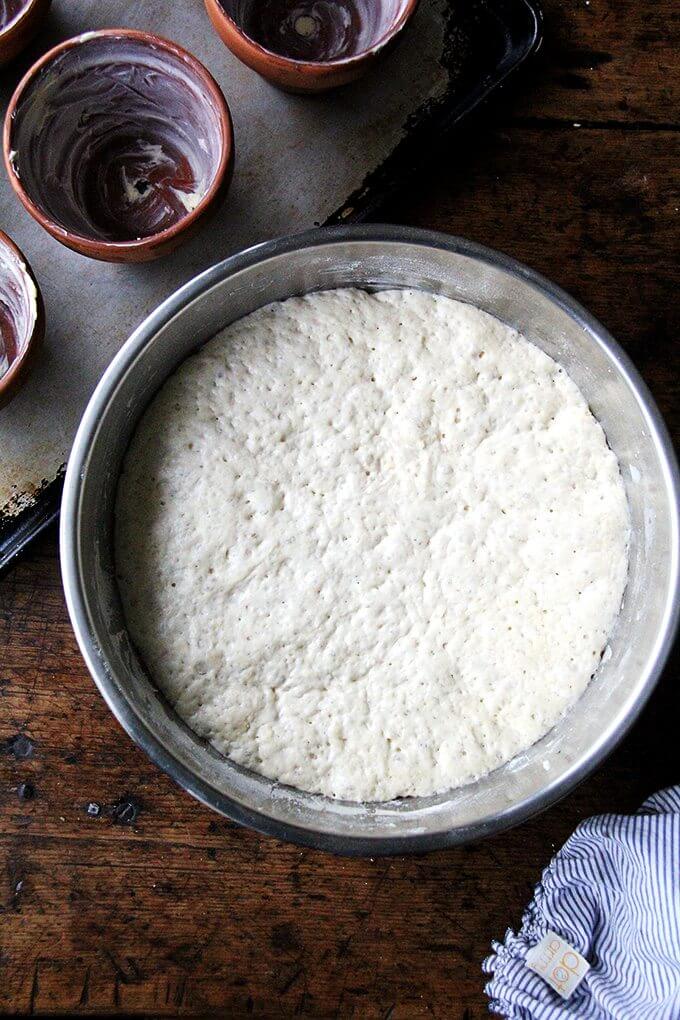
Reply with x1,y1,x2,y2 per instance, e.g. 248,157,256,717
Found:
0,230,44,408
204,0,420,93
0,0,50,66
3,30,235,263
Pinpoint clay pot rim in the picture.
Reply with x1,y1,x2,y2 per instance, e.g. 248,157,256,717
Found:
204,0,420,73
0,0,45,39
0,229,44,404
3,28,234,259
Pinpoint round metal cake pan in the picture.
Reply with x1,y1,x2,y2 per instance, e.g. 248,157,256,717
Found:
60,225,680,855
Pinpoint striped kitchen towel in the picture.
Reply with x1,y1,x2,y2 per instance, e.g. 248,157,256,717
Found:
483,786,680,1019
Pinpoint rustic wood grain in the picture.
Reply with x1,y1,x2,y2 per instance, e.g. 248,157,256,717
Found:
512,0,680,124
1,0,678,1015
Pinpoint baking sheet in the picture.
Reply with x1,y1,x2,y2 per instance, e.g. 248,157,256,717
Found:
0,0,542,569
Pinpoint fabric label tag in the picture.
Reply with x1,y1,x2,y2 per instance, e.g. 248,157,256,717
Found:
525,930,591,1000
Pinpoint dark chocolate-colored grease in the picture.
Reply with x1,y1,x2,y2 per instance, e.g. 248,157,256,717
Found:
0,303,18,377
221,0,402,62
82,136,201,242
9,37,225,243
0,0,27,31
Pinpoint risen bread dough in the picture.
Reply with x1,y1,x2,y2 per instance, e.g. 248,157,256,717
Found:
115,289,629,801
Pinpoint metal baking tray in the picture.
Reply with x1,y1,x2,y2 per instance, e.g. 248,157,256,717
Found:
0,0,542,572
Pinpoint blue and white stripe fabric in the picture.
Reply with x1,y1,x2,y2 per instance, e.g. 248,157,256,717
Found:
484,786,680,1019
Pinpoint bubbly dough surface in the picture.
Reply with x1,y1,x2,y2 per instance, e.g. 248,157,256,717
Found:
115,289,629,801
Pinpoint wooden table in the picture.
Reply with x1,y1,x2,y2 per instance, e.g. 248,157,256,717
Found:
1,1,678,1015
